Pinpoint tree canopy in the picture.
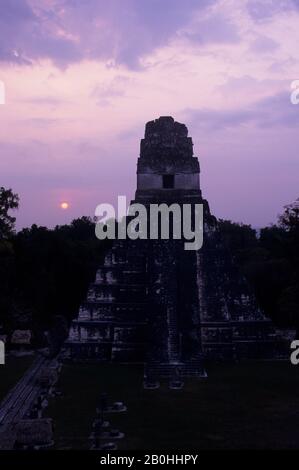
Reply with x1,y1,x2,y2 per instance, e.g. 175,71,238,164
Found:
0,187,19,239
0,188,298,341
218,199,299,332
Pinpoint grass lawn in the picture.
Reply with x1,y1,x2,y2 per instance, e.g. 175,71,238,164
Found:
0,354,34,402
46,361,299,450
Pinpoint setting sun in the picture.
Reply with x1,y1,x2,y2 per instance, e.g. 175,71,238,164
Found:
60,202,69,210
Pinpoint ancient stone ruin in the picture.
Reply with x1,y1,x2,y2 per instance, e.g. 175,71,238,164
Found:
66,116,281,378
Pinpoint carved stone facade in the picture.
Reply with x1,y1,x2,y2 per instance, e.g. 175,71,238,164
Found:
66,243,148,362
66,116,281,376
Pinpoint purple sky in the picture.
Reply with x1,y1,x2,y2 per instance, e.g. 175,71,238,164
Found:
0,0,298,230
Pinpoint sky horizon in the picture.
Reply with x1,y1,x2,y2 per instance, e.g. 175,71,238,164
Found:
0,0,299,231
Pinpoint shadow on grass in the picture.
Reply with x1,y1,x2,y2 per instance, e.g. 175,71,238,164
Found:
47,361,299,450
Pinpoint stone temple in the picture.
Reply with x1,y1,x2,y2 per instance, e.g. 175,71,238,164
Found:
66,116,279,378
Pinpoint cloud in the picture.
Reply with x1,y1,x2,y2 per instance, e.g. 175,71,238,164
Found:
0,0,82,66
185,11,240,45
249,35,279,53
268,58,296,74
0,0,214,68
1,0,299,229
186,91,299,129
246,0,294,20
21,96,69,106
91,75,133,106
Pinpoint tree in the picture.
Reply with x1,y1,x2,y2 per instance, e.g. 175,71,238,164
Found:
218,202,299,331
217,219,258,265
12,217,111,328
0,187,19,239
279,198,299,234
0,188,19,326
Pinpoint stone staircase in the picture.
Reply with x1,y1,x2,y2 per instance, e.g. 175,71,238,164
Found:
145,359,206,379
167,307,180,362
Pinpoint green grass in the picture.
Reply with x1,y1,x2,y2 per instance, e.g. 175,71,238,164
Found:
0,354,34,402
46,361,299,450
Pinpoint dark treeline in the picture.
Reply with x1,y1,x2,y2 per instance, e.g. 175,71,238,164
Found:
219,199,299,332
0,188,111,345
0,187,299,340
